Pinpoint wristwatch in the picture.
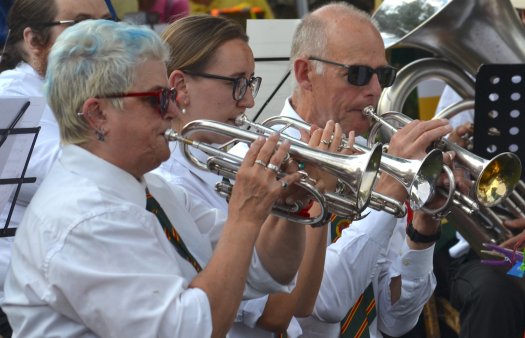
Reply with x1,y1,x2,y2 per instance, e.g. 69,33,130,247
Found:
406,222,441,243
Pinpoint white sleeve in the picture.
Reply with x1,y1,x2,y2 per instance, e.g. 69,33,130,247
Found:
375,220,437,337
182,181,296,298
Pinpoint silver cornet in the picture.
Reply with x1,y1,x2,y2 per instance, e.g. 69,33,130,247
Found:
363,106,522,216
259,115,445,218
164,117,383,226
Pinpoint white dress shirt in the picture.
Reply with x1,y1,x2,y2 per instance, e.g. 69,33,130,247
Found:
0,62,61,302
2,145,294,338
280,98,437,338
153,142,303,338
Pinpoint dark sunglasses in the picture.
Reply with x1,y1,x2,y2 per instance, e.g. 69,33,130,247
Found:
96,87,177,117
308,56,397,88
182,70,262,101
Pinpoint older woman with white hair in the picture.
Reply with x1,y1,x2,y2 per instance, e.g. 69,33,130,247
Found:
2,19,304,338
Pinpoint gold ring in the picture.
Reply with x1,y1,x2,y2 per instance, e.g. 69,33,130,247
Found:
255,159,267,167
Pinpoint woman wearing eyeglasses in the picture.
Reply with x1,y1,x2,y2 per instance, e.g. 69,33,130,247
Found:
157,15,346,338
2,20,309,338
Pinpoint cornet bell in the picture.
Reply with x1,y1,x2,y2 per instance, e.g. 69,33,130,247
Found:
477,153,522,206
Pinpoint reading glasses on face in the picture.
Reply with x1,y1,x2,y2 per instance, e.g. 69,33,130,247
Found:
182,70,262,101
308,56,397,88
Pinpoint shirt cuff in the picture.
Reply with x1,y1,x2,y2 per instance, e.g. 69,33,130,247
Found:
235,296,269,327
391,240,435,279
244,248,297,299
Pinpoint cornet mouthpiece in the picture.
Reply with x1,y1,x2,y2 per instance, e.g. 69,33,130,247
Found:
164,128,176,141
362,105,375,117
235,114,248,127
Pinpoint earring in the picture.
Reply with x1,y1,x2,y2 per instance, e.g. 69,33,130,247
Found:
96,128,105,142
181,107,187,114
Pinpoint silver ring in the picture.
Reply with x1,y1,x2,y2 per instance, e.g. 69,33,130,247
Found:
267,163,280,174
338,145,353,151
255,159,267,167
321,139,331,145
281,180,288,189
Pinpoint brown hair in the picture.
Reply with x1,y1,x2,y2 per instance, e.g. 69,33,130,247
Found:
161,15,248,73
0,0,58,72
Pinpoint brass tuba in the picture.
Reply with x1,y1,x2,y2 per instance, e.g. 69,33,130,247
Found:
372,0,525,253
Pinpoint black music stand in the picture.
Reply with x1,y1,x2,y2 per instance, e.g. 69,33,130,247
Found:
0,99,40,237
474,64,525,179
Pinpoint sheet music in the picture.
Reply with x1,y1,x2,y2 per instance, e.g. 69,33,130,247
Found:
0,96,45,219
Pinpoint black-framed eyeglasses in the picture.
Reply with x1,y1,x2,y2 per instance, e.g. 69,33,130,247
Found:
182,70,262,101
308,56,397,88
96,88,177,117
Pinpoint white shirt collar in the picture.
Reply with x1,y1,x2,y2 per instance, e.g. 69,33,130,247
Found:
60,144,147,208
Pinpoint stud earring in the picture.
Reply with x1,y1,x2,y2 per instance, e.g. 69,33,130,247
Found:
181,107,187,114
96,128,105,142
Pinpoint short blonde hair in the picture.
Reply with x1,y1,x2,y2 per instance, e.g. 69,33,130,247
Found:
45,20,169,145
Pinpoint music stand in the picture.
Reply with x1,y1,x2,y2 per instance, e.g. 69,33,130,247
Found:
474,64,525,179
0,97,42,237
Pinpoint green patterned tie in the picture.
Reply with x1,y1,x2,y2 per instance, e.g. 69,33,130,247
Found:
146,189,202,273
330,215,376,338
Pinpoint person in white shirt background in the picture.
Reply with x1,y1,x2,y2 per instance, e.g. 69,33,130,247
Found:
156,14,348,337
2,18,311,337
0,0,111,336
282,3,463,337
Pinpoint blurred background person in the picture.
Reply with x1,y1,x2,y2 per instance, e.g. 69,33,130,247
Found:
140,0,189,22
112,0,188,25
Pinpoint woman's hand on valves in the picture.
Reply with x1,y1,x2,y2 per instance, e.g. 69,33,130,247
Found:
229,133,302,226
